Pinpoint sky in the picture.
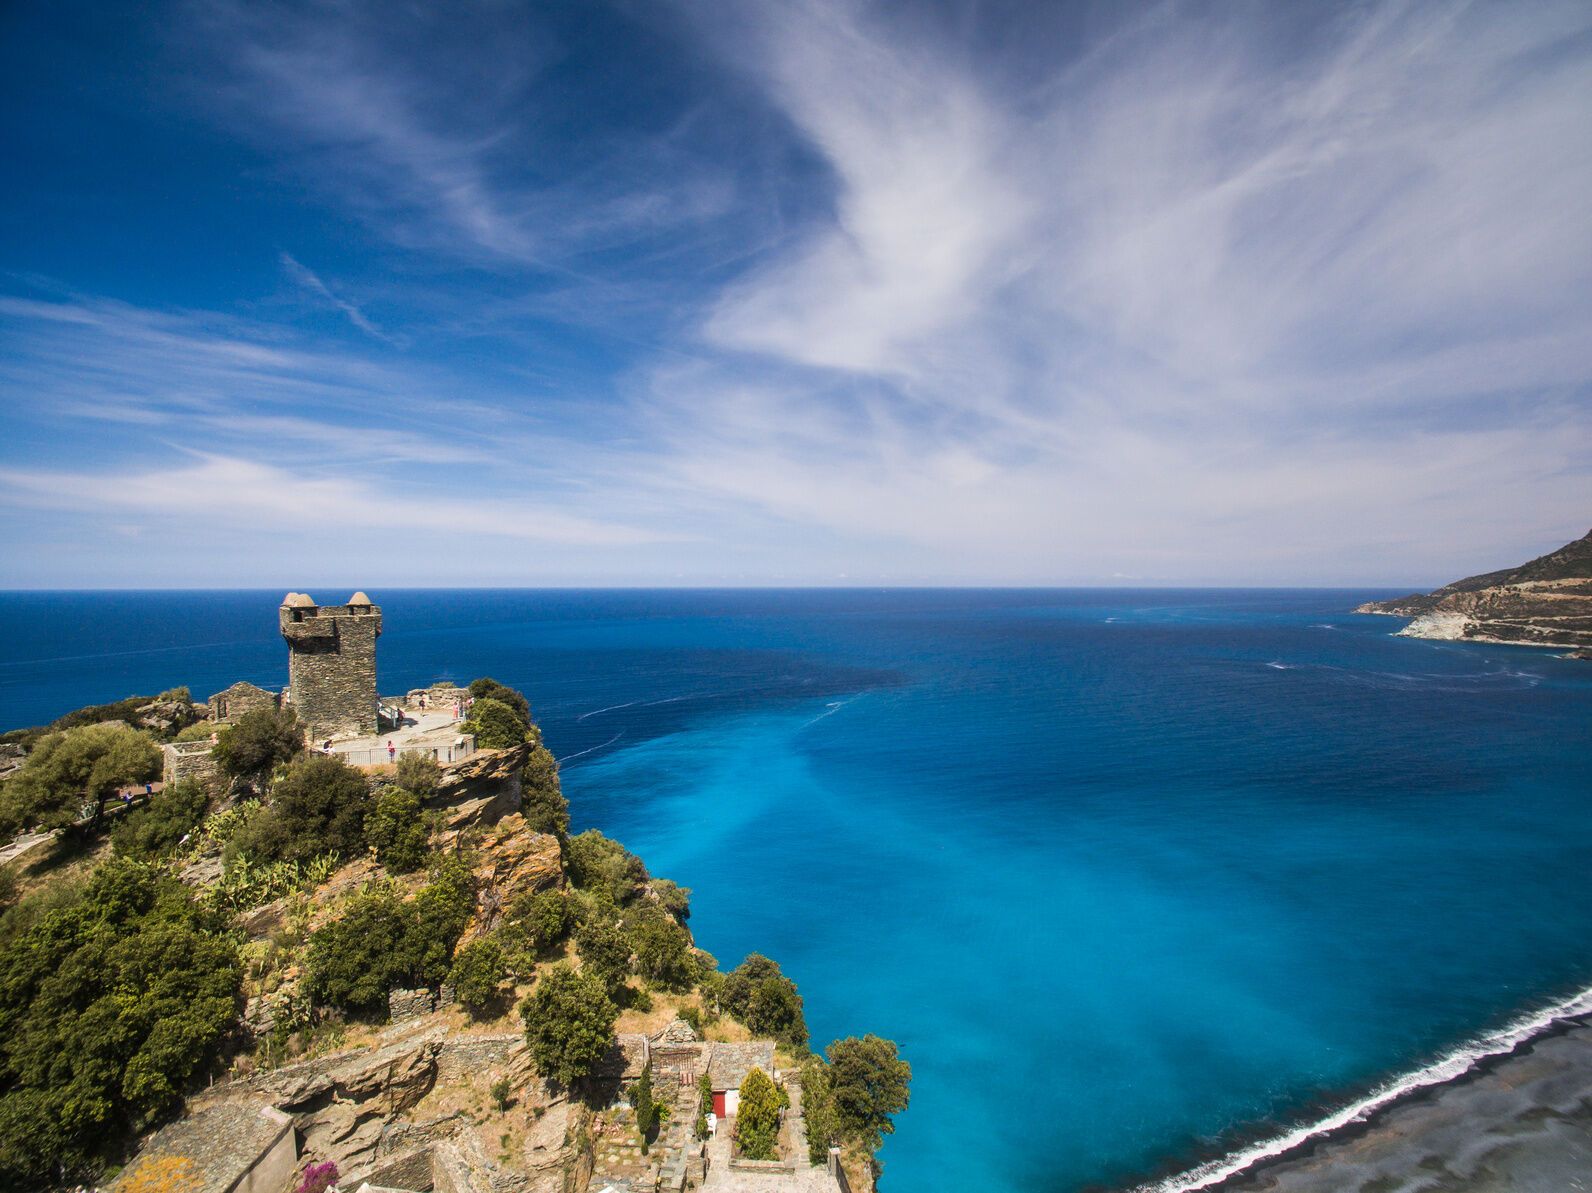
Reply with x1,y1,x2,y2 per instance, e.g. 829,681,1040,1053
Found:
0,0,1588,588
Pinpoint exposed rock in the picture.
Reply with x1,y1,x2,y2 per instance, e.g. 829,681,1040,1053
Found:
1357,529,1592,652
0,743,25,783
135,696,203,737
457,813,563,940
431,742,532,825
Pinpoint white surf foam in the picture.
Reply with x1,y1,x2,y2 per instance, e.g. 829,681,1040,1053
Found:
1135,982,1592,1192
556,731,623,764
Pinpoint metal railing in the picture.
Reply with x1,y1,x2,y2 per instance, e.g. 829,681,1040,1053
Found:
328,736,476,768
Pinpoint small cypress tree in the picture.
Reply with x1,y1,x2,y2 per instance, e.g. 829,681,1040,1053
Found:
629,1060,666,1153
734,1067,787,1161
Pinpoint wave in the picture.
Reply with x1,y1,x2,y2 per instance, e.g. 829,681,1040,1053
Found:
800,695,859,729
1134,981,1592,1192
576,693,709,722
1259,661,1540,689
555,731,623,765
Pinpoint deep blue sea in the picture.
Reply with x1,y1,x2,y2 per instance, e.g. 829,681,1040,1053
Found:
3,589,1591,1192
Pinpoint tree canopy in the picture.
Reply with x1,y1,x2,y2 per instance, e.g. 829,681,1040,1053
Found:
212,706,302,785
826,1035,912,1151
364,786,431,873
112,780,210,860
0,859,240,1185
229,753,370,865
566,830,648,904
721,954,807,1047
462,698,528,750
734,1067,787,1161
0,722,160,835
519,963,616,1088
468,678,531,728
521,745,569,840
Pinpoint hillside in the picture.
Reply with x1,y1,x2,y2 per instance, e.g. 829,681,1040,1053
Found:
1356,529,1592,652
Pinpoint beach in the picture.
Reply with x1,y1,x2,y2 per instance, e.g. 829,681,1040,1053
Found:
1192,1012,1592,1192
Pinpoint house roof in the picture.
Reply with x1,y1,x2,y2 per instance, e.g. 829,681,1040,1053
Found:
594,1033,651,1083
216,681,274,698
707,1041,775,1090
110,1103,292,1193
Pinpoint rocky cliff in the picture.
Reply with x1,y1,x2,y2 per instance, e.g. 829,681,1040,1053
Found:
1356,529,1592,652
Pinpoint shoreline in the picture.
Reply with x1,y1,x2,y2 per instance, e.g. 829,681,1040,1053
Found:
1127,983,1592,1192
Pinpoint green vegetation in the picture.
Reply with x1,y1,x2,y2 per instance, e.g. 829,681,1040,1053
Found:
304,859,476,1012
468,678,531,728
518,963,617,1088
229,753,370,865
651,877,691,921
112,780,210,859
0,722,160,835
450,937,508,1016
734,1067,787,1161
566,829,648,904
575,911,633,994
364,786,431,872
496,889,572,976
2,687,199,752
696,1070,713,1140
521,746,569,839
625,904,696,990
0,859,239,1185
628,1060,667,1153
213,706,303,786
800,1036,912,1169
462,698,527,750
394,752,441,798
721,954,807,1048
490,1076,513,1112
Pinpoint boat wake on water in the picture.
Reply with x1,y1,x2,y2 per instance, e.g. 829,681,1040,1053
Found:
1135,982,1592,1192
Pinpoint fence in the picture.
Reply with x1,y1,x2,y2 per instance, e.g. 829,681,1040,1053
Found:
330,736,476,768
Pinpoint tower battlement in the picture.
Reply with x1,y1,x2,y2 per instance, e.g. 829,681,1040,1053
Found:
280,591,382,738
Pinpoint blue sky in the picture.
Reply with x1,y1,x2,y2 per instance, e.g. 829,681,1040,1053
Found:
1,0,1587,588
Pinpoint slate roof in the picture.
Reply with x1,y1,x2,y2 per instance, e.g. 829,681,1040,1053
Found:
110,1102,292,1193
707,1041,776,1090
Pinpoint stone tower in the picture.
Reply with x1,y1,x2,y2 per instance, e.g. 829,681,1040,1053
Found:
279,591,382,738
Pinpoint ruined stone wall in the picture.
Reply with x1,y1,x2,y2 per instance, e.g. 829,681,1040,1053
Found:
282,603,382,738
162,740,220,787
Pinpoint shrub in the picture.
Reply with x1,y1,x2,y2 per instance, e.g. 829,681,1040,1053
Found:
394,751,441,798
304,887,414,1011
575,913,632,993
112,780,210,859
696,1071,713,1140
734,1067,787,1161
0,722,160,834
468,678,531,728
651,878,691,922
518,963,616,1088
626,906,696,991
800,1059,839,1164
629,1061,667,1154
521,746,569,839
826,1035,912,1151
491,1076,513,1112
462,698,527,750
172,720,220,742
364,787,431,873
721,954,807,1047
296,1160,338,1193
498,890,572,975
213,707,302,784
0,859,240,1185
566,830,648,904
451,937,507,1016
230,754,370,865
410,856,477,987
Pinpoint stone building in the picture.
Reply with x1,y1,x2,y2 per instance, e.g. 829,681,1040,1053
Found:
280,591,382,739
207,680,277,723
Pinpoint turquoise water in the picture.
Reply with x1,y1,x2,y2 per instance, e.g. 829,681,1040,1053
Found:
3,589,1591,1191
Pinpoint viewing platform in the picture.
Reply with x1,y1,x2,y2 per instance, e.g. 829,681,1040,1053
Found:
322,707,476,768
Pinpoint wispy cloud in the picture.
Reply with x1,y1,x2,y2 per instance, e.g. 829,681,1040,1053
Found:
279,253,393,343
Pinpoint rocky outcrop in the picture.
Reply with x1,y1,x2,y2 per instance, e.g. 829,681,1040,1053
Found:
455,813,563,941
1357,529,1592,652
431,742,533,827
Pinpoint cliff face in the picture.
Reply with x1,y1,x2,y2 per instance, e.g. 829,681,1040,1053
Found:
1356,529,1592,652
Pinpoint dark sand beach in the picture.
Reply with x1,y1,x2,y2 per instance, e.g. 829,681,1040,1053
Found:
1207,1015,1592,1192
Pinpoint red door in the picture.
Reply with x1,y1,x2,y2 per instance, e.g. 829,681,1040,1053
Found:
713,1091,727,1117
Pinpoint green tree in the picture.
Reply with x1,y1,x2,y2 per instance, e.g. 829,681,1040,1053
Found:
799,1059,840,1165
304,887,414,1011
394,752,441,799
626,906,696,991
229,753,370,865
410,856,477,986
0,722,161,834
651,878,691,922
521,746,569,839
468,678,531,728
463,698,527,750
498,890,572,975
575,913,632,993
722,954,807,1047
826,1035,912,1152
0,859,240,1185
566,830,648,904
518,963,616,1088
112,780,210,859
450,937,507,1016
213,707,302,786
629,1060,667,1154
696,1070,713,1140
364,787,431,873
734,1067,787,1161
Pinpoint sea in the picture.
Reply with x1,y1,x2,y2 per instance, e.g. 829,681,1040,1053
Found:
3,588,1591,1193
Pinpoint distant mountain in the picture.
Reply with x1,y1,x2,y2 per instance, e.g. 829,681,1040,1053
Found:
1356,529,1592,654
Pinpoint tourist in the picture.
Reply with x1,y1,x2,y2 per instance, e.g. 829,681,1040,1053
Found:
387,740,396,763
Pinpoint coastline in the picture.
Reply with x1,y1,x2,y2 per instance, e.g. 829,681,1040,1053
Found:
1131,984,1592,1192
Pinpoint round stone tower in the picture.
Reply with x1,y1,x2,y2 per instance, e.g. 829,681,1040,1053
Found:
279,591,382,738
